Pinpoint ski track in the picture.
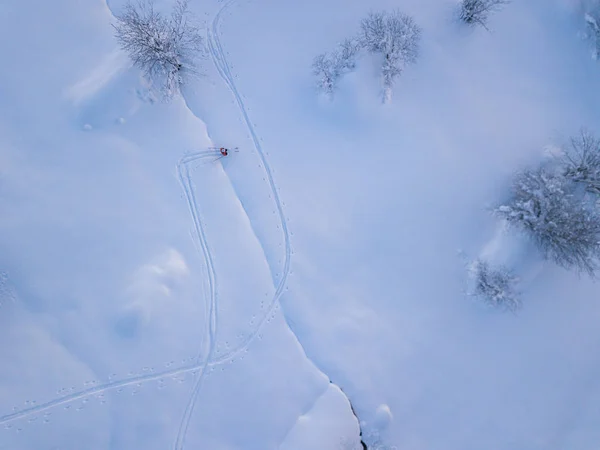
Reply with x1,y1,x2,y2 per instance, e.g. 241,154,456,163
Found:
173,151,221,450
0,150,219,427
0,0,295,434
0,362,203,425
176,150,219,368
202,0,292,366
172,1,292,447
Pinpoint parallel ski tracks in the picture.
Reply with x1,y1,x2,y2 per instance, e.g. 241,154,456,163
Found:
173,2,292,448
173,150,220,450
0,150,220,426
205,0,292,365
1,3,294,445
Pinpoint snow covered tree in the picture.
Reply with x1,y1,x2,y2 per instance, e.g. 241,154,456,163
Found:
458,0,509,30
113,0,204,100
337,38,361,73
495,167,600,276
561,130,600,195
313,38,359,97
584,3,600,59
0,271,16,308
312,53,337,95
359,11,421,102
469,259,520,311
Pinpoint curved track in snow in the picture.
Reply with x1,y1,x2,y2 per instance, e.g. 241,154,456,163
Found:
203,0,292,366
0,362,202,425
0,1,294,436
173,150,221,449
177,149,219,369
172,2,293,448
0,150,220,427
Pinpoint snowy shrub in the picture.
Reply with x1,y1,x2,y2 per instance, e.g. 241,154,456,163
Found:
313,38,360,97
337,38,361,73
495,167,600,275
584,5,600,59
113,0,204,100
0,272,16,307
312,54,337,95
458,0,509,30
561,130,600,195
359,11,421,102
469,259,520,311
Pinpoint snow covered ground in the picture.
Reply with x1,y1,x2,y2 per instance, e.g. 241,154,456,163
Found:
2,0,600,449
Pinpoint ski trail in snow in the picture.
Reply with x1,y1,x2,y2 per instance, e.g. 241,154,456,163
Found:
172,2,294,448
0,362,203,425
0,150,219,427
177,150,219,367
203,0,292,368
173,150,222,450
2,0,295,434
0,356,247,425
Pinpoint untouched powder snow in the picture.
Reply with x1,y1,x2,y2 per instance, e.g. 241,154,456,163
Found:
3,0,600,449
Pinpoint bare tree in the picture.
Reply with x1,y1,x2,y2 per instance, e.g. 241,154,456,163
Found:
495,167,600,276
113,0,204,100
360,11,421,102
562,130,600,195
468,259,520,311
458,0,510,30
313,38,360,97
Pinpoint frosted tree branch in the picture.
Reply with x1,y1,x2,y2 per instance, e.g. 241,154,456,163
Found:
113,0,205,100
458,0,510,30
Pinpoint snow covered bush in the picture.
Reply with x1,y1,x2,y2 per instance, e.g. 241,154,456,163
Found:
468,259,520,311
561,130,600,194
494,167,600,275
313,38,360,97
359,11,421,102
584,3,600,59
458,0,509,30
335,38,360,74
0,271,16,308
113,0,204,100
312,53,337,95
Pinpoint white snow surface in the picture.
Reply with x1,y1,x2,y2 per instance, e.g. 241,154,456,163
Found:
2,0,600,449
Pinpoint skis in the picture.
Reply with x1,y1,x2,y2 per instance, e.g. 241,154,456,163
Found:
208,147,239,162
207,147,239,152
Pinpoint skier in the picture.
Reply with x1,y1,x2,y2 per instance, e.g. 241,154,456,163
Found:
220,147,228,156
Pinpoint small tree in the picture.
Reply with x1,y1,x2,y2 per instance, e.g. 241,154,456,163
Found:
113,0,204,100
585,5,600,60
312,53,336,95
313,38,359,97
0,271,16,308
562,130,600,195
360,11,421,102
469,259,520,311
337,38,360,73
495,168,600,275
458,0,509,30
